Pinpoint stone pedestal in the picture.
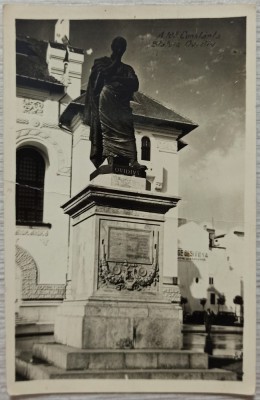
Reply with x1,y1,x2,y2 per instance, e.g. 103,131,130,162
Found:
16,174,237,381
54,175,182,350
55,300,182,349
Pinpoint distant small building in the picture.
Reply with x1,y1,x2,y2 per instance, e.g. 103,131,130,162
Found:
178,221,244,317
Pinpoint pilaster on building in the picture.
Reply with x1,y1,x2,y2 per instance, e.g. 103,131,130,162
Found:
47,19,84,103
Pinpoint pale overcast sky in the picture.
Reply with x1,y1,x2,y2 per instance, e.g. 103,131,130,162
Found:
16,18,246,231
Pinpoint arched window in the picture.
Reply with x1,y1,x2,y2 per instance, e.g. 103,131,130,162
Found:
16,147,45,224
141,136,151,161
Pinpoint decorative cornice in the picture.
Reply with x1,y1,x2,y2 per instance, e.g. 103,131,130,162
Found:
16,228,49,236
134,115,198,138
135,123,181,138
68,70,82,79
62,184,181,218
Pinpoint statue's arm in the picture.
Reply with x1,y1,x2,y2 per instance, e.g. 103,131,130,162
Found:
91,58,111,95
89,57,116,94
110,66,139,92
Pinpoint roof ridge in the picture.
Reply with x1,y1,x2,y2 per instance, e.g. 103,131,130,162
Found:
17,73,63,86
16,34,49,44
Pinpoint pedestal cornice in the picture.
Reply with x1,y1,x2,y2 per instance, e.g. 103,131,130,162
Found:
61,183,181,218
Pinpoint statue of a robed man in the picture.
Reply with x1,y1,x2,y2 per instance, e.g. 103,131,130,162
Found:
83,36,146,170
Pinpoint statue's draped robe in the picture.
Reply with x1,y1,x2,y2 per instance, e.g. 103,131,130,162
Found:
83,57,139,168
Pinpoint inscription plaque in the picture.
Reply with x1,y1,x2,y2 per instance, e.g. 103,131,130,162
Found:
90,164,146,180
108,228,152,264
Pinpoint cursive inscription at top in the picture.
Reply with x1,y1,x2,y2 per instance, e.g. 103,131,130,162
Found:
151,30,221,49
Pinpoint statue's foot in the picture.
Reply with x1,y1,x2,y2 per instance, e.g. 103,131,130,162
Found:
129,160,147,170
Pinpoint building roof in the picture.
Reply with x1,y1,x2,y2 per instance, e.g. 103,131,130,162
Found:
17,36,62,87
132,92,196,127
59,90,198,137
16,36,84,92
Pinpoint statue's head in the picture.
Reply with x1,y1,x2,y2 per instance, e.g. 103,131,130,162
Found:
111,36,127,57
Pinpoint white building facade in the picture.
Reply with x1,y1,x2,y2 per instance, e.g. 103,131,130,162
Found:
15,34,85,322
178,221,244,318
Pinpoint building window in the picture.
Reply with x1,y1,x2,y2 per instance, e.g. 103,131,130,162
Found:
16,147,45,224
141,136,151,161
195,277,199,283
210,293,216,305
209,277,214,285
173,277,178,285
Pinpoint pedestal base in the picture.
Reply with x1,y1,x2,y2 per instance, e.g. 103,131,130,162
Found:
16,344,237,381
55,299,182,350
57,182,182,352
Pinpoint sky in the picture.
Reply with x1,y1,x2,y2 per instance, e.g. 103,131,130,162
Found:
16,18,246,231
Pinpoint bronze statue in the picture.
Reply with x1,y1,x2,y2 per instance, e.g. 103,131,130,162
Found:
84,36,146,170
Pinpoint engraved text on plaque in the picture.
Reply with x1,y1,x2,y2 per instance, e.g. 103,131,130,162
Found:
108,228,152,264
